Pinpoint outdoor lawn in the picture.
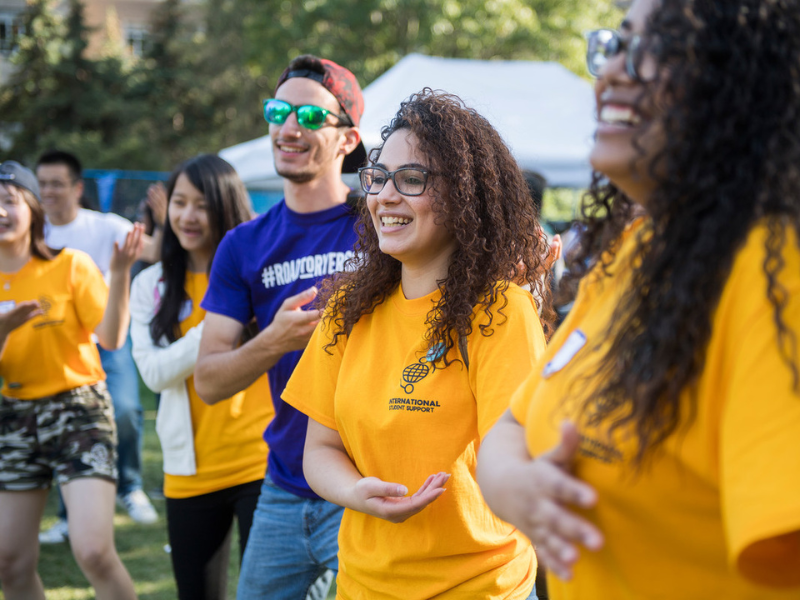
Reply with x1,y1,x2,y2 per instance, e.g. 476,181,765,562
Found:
25,380,336,600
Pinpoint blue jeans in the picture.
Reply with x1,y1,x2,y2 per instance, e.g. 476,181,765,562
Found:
236,474,343,600
98,335,144,496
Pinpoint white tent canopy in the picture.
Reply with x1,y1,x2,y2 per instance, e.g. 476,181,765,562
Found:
219,54,597,190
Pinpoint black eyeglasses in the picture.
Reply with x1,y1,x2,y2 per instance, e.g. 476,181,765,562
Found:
585,29,645,81
358,166,431,196
262,99,352,130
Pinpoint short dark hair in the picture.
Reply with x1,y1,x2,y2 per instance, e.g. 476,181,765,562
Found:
36,150,83,181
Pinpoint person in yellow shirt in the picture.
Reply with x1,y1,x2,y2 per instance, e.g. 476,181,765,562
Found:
130,154,274,600
282,89,552,599
477,0,800,598
0,161,142,599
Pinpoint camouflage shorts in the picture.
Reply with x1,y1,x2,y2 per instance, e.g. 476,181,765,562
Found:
0,382,118,491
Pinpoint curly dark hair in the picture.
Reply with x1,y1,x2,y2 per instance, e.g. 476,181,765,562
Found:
319,88,553,363
566,0,800,464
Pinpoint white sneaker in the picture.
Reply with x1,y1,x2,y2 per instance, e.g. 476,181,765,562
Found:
117,489,158,524
39,518,69,544
307,570,334,600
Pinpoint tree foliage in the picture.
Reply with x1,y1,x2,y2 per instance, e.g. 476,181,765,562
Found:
0,0,621,169
240,0,622,87
0,0,138,167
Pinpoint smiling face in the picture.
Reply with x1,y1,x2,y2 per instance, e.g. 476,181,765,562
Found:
270,77,351,184
168,173,213,268
0,184,32,253
367,129,457,276
590,0,664,205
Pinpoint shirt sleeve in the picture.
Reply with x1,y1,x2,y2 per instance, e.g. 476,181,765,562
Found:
470,285,548,439
70,250,108,333
721,234,800,586
130,265,203,393
107,212,134,246
201,230,253,324
282,312,344,431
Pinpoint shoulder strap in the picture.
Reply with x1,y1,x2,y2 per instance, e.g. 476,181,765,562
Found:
458,335,469,370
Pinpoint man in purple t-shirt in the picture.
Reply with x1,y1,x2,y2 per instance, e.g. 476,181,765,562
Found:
195,55,365,599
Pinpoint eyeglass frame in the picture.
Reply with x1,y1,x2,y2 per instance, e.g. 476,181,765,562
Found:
262,98,353,130
585,28,645,81
358,166,432,197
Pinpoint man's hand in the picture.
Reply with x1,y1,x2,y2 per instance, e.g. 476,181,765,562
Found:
264,286,322,353
146,183,168,229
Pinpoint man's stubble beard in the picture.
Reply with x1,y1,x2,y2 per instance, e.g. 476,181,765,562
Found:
275,166,317,184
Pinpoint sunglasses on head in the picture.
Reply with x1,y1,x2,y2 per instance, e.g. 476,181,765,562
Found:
262,99,352,130
585,28,646,81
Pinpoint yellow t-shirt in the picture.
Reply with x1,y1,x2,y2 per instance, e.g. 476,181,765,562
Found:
0,249,106,399
164,271,274,499
511,221,800,599
284,283,545,600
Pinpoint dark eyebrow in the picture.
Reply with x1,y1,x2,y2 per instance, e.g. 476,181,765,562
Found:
373,162,428,171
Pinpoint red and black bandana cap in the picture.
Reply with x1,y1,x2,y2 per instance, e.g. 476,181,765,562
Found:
276,55,367,173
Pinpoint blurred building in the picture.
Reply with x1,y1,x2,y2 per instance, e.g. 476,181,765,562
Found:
0,0,199,84
83,0,166,58
0,0,25,82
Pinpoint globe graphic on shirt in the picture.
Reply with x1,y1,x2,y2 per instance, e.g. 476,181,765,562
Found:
402,362,429,385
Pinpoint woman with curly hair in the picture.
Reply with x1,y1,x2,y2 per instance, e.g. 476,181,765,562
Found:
478,0,800,598
282,89,551,599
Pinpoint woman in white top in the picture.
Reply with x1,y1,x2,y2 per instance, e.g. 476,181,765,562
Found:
130,154,273,600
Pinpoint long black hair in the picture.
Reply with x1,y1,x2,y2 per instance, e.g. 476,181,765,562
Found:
565,0,800,464
150,154,252,344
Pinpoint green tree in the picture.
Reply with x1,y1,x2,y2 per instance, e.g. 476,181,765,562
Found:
129,0,269,169
0,0,146,167
239,0,623,87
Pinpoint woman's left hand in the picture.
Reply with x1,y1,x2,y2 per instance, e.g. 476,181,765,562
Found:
355,472,450,524
109,223,145,274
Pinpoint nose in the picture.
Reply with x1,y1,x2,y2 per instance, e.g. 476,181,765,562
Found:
183,204,202,222
597,45,632,85
375,176,401,204
278,111,302,138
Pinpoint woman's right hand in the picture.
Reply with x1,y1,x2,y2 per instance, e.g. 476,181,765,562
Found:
354,472,450,524
505,422,603,580
478,414,604,581
0,300,42,335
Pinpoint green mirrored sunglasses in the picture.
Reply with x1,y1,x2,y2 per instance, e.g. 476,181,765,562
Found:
262,99,351,130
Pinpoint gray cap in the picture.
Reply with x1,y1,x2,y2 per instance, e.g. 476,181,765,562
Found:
0,161,40,201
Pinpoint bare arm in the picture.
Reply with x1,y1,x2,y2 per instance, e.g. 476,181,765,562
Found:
194,286,321,404
304,418,449,524
137,183,167,264
95,224,143,350
477,410,603,581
